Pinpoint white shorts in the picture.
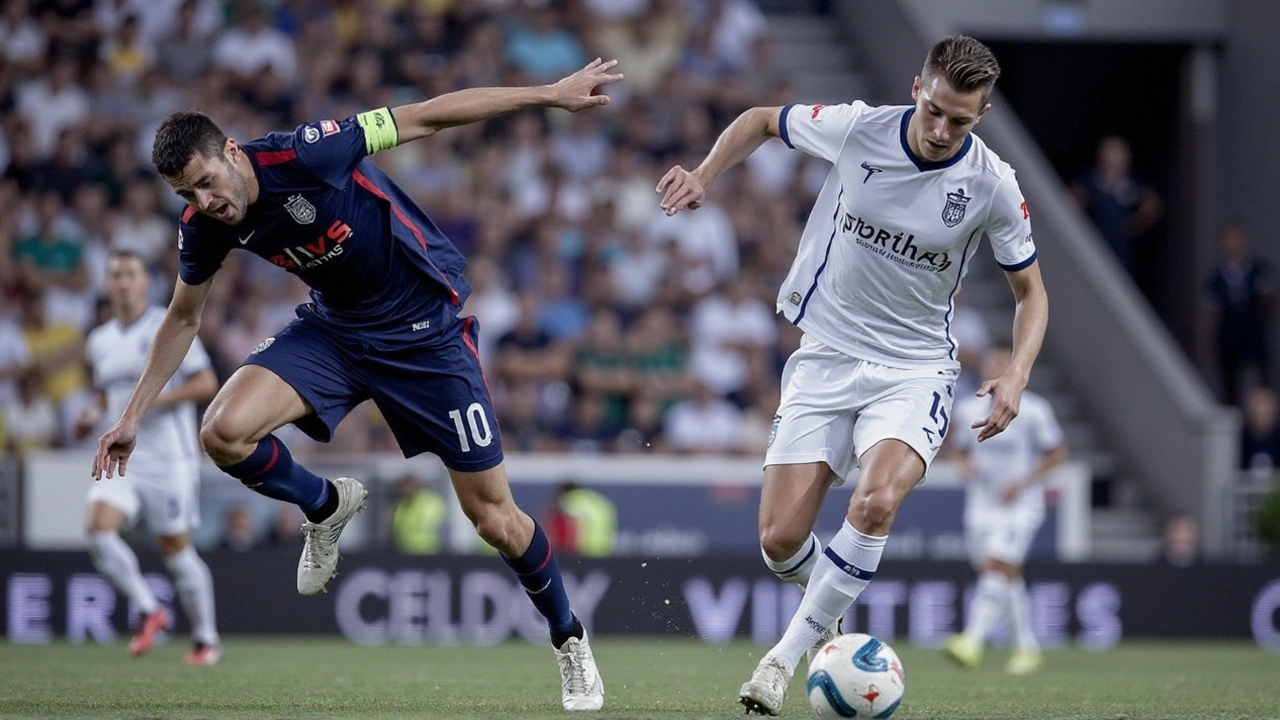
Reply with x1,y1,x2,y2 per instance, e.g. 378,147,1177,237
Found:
86,466,200,537
965,519,1040,568
764,335,958,484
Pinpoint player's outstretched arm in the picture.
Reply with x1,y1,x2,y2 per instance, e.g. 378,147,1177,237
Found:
94,276,214,480
972,262,1049,442
389,58,623,145
657,106,783,216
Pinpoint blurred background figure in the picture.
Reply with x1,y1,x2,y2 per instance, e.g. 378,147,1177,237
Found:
1240,385,1280,480
1206,224,1275,406
1070,136,1163,291
1158,512,1200,568
388,473,447,555
217,503,261,552
543,481,618,557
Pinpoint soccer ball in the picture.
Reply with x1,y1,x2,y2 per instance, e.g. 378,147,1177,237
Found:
806,633,905,719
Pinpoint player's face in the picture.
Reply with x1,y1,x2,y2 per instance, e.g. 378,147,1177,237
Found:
105,256,150,314
909,75,990,162
164,141,253,225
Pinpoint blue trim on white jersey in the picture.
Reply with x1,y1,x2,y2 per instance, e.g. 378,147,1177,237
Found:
944,228,981,362
998,250,1038,272
899,108,973,172
778,103,797,149
794,186,845,325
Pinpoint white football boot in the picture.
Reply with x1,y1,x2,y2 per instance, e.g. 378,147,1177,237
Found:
555,630,605,711
739,655,793,716
296,477,368,595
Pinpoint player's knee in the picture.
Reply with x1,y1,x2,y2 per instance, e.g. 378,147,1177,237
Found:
853,487,898,530
470,504,516,550
156,535,189,557
199,413,247,464
759,523,809,562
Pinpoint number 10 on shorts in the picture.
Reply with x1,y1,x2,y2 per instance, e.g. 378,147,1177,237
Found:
448,402,493,452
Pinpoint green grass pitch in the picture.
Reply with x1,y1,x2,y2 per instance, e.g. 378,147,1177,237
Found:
1,637,1278,719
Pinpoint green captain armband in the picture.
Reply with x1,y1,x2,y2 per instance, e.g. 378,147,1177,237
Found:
356,107,399,154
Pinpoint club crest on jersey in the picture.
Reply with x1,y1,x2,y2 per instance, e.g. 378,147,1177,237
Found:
942,188,971,227
284,194,316,224
252,337,275,355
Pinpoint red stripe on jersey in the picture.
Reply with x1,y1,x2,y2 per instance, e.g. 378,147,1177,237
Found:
255,149,297,166
181,206,196,223
351,169,460,306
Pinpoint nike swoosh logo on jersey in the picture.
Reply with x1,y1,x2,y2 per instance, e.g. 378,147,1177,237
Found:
238,230,256,245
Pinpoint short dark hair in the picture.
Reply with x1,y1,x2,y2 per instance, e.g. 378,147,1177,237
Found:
923,36,1001,102
151,111,227,177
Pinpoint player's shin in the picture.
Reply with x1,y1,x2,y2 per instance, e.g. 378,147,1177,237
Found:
1007,576,1038,652
89,531,159,614
963,571,1008,644
218,434,333,519
164,546,219,646
770,522,886,670
763,532,821,588
501,520,578,642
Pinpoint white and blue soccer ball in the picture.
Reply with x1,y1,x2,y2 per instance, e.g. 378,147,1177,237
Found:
806,633,905,719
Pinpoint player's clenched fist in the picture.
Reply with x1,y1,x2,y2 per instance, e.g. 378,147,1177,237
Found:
656,165,705,216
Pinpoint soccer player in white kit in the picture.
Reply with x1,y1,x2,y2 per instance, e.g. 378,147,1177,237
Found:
945,342,1066,675
77,249,221,664
657,36,1050,715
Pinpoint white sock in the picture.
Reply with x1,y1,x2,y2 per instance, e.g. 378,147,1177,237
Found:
164,546,220,646
763,533,821,588
962,572,1008,645
767,521,886,672
1007,577,1038,652
88,531,158,615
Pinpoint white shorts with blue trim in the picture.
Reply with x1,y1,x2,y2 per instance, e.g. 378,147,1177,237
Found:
764,334,958,484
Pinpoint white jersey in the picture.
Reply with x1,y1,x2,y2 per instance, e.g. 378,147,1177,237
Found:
952,390,1064,526
85,307,210,483
776,102,1037,369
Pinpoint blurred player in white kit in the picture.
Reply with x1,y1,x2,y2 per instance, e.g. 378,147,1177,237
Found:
945,342,1067,675
77,249,221,664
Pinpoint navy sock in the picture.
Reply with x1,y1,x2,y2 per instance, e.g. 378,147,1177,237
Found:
219,435,329,515
502,522,575,636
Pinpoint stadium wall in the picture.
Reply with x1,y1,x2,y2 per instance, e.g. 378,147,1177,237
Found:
3,552,1278,651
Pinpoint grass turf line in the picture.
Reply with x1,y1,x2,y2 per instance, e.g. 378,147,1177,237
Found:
1,637,1278,719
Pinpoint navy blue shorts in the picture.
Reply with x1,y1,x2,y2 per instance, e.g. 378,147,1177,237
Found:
244,314,503,472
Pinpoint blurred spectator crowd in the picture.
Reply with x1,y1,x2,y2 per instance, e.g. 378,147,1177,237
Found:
0,0,842,462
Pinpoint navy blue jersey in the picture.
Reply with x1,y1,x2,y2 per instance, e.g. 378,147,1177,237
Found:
177,111,471,349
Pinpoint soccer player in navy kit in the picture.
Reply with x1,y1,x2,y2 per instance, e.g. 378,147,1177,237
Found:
92,58,621,711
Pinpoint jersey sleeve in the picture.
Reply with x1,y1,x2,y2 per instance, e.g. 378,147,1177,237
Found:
177,336,213,379
985,171,1037,271
176,222,230,287
291,108,399,188
778,102,868,164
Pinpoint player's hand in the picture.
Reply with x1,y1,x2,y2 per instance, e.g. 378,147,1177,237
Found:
548,58,623,112
656,165,705,215
971,373,1026,442
93,419,138,480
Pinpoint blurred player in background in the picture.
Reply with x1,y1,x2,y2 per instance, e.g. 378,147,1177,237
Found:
77,249,220,664
658,36,1049,715
944,342,1066,675
92,59,621,711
